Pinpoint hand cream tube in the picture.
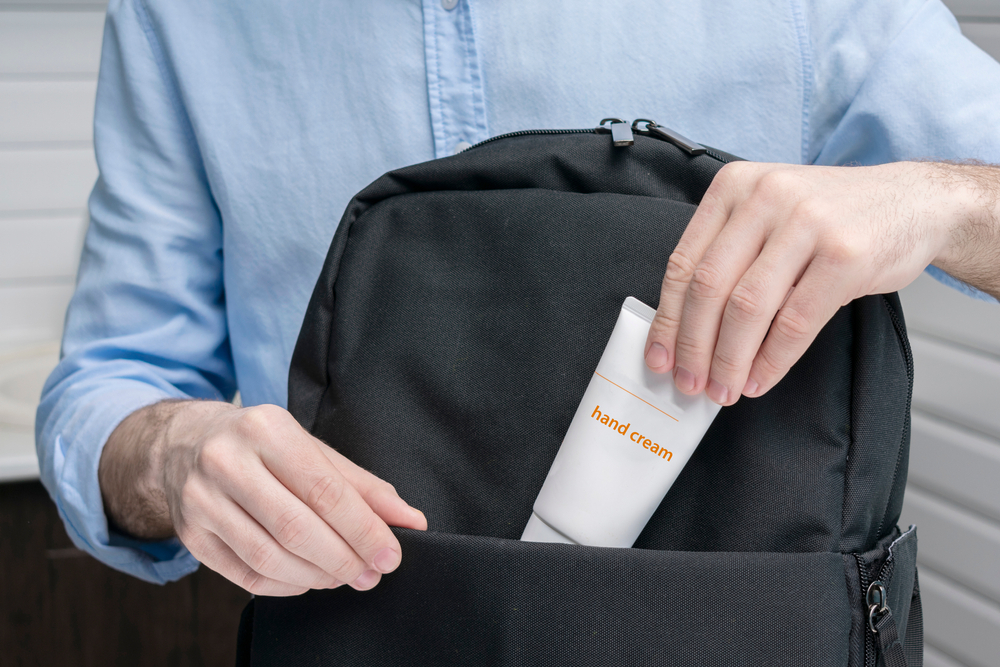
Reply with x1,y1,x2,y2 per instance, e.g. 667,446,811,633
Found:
521,297,722,547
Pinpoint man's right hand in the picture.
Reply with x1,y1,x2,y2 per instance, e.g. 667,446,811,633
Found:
98,400,428,596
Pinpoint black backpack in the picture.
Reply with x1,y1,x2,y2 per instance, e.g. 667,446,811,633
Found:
238,121,922,667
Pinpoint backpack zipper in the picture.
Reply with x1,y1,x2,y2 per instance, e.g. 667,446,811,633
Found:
854,553,877,667
462,118,731,163
875,296,915,542
861,525,916,667
856,294,914,667
462,127,599,152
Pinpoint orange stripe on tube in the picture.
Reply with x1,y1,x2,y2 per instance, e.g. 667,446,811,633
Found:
593,372,679,422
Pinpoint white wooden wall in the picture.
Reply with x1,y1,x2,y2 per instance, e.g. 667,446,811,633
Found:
0,1,102,349
905,7,1000,667
0,2,998,663
898,272,1000,667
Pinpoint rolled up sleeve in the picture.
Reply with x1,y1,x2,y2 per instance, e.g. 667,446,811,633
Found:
805,0,1000,302
35,0,235,584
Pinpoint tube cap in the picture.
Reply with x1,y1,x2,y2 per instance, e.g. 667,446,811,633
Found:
520,513,578,545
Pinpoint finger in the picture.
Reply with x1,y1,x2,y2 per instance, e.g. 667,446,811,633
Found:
207,494,345,591
256,422,402,581
669,200,772,395
743,256,858,397
645,162,759,373
705,229,814,405
217,459,380,590
186,529,317,597
322,447,428,531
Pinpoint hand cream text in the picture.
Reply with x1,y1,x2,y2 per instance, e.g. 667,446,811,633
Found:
590,405,672,461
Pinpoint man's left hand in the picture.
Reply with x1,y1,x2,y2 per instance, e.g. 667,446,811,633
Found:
643,160,1000,405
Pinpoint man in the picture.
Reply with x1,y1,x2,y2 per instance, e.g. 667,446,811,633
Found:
37,0,1000,597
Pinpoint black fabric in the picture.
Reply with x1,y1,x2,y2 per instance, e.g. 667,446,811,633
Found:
884,527,918,645
854,527,922,667
875,612,907,667
903,572,924,667
235,597,255,667
242,129,918,664
842,293,913,554
874,527,921,667
845,554,867,667
249,528,851,667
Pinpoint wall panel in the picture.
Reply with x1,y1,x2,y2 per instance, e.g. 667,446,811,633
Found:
962,22,1000,61
0,282,74,343
0,11,104,75
909,333,1000,441
944,0,1000,19
0,149,96,212
0,215,86,280
0,80,96,143
0,0,106,4
900,273,1000,358
908,411,1000,522
898,487,1000,602
919,567,1000,667
924,645,966,667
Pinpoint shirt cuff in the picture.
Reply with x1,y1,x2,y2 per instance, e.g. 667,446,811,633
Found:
924,265,999,304
39,381,200,585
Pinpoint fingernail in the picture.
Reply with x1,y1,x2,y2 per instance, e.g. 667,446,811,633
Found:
743,377,759,397
673,366,696,393
373,548,400,573
352,569,380,590
707,378,728,405
645,342,668,369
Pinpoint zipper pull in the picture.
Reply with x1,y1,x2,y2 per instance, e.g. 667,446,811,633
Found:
599,118,634,147
632,119,707,156
866,580,889,635
865,580,910,665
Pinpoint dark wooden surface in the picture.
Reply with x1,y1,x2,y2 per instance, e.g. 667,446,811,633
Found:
0,480,251,667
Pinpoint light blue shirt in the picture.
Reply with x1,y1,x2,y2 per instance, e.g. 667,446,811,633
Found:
36,0,1000,584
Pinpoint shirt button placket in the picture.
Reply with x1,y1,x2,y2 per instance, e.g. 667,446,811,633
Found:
422,0,488,158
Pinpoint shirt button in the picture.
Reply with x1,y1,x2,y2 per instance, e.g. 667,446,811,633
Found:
441,0,458,10
453,141,472,154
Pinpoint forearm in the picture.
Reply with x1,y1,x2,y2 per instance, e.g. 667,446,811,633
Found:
98,399,235,540
930,162,1000,300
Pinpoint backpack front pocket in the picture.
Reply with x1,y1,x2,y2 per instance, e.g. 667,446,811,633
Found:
248,528,853,666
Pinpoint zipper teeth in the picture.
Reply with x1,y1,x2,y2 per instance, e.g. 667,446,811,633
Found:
464,125,733,164
854,554,876,667
705,148,732,163
859,298,912,667
874,295,915,541
463,128,597,152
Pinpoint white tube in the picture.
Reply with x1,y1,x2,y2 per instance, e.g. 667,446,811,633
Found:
521,296,722,547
